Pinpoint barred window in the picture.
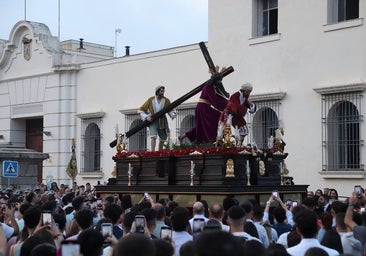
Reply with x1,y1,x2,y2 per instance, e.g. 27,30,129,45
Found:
249,93,284,148
245,92,286,148
125,113,147,151
251,107,279,148
327,100,360,169
80,119,102,173
176,103,196,145
320,90,363,171
77,112,104,173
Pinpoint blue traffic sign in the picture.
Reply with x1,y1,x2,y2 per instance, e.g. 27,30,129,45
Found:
3,160,18,177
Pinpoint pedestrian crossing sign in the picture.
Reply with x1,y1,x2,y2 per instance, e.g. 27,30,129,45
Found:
3,160,18,177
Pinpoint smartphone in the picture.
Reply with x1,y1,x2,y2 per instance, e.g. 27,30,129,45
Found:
144,192,149,200
355,185,362,198
101,223,113,238
160,226,172,239
285,200,292,206
292,201,298,207
192,218,205,239
272,190,278,198
97,199,103,210
113,194,119,203
135,215,145,234
42,211,52,226
61,241,80,256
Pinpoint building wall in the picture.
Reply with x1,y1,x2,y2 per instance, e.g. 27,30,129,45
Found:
208,0,366,196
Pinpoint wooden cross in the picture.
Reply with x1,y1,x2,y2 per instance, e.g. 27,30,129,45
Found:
110,42,234,147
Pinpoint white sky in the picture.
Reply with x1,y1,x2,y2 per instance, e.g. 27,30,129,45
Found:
0,0,208,55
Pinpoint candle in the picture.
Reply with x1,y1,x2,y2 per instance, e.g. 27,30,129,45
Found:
115,124,119,134
280,162,283,174
190,161,195,176
246,160,251,175
128,163,132,176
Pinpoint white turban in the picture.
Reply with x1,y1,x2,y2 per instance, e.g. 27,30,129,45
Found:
240,83,253,92
155,85,165,95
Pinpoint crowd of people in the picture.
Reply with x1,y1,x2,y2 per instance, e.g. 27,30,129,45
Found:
0,183,365,256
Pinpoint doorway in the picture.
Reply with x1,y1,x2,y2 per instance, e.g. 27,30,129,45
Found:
26,118,43,183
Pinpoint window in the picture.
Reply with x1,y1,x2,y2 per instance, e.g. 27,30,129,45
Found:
328,0,359,23
251,107,279,148
124,112,147,151
315,84,364,171
249,93,284,148
254,0,278,37
128,118,147,151
77,112,104,174
321,92,363,170
82,122,101,172
327,101,360,169
176,105,195,145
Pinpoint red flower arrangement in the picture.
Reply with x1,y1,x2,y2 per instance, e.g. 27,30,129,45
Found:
113,146,258,159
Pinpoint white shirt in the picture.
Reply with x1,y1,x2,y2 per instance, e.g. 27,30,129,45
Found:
252,220,270,247
16,218,24,233
287,238,339,256
277,231,290,248
339,232,363,256
232,231,262,243
153,97,165,113
172,230,193,256
270,227,278,242
189,214,209,231
220,221,230,232
1,223,15,239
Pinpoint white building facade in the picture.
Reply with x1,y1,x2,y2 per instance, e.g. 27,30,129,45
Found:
0,0,365,196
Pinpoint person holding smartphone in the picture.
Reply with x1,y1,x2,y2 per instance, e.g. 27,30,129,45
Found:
129,214,153,240
152,203,170,238
261,193,295,246
1,203,19,240
141,208,159,239
103,204,123,239
263,192,295,228
77,229,105,256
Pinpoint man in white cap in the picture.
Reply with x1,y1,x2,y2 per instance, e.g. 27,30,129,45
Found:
138,86,176,151
217,83,256,146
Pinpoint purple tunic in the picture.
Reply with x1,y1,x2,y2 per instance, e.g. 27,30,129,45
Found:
185,81,228,144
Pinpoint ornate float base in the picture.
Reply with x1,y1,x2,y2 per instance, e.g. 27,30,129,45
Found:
95,151,308,205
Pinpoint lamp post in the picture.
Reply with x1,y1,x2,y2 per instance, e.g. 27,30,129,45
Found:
114,28,122,57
